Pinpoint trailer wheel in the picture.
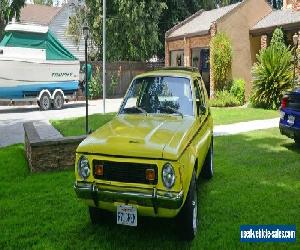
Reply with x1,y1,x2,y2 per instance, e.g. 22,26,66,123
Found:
53,92,64,110
39,92,51,111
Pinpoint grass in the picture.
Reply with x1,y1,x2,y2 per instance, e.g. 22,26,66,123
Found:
51,113,116,137
0,129,299,249
211,107,279,125
51,108,279,137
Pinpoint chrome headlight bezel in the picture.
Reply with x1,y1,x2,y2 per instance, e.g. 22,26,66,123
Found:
77,155,90,180
162,163,176,189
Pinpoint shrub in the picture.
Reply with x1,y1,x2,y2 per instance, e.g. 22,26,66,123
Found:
251,28,293,109
210,33,233,90
230,79,245,104
210,90,240,107
89,67,102,100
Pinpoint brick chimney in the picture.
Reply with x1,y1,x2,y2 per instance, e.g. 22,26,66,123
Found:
283,0,300,10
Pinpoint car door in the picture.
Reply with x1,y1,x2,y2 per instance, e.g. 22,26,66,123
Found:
193,77,211,176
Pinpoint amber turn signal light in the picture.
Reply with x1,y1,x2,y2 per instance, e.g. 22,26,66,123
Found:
146,169,155,181
95,164,104,176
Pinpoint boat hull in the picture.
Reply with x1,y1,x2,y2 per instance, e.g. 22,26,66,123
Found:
0,58,80,99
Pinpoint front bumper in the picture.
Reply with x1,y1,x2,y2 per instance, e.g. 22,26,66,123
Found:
279,123,300,139
74,182,184,213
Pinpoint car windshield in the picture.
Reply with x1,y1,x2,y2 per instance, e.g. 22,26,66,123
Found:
119,76,193,116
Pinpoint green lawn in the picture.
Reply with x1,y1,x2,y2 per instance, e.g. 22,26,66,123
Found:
0,129,299,249
51,113,116,137
211,107,279,125
51,108,279,137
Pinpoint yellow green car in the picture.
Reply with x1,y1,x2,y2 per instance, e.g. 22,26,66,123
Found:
74,67,213,240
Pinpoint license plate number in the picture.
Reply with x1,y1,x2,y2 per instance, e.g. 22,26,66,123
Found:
288,115,295,126
117,205,137,227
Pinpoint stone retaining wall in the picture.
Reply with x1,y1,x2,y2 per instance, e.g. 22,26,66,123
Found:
24,122,86,172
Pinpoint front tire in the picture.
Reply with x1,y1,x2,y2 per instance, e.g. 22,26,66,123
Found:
178,170,198,241
89,206,102,224
201,138,214,179
39,92,51,111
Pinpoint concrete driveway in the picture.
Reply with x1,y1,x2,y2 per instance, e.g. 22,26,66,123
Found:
0,99,123,147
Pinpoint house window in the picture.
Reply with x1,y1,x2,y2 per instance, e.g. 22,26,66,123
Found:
191,48,210,73
170,50,184,67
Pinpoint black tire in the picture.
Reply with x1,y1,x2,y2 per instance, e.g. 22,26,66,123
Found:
201,138,214,179
177,170,198,241
89,206,102,224
39,92,51,111
53,92,64,110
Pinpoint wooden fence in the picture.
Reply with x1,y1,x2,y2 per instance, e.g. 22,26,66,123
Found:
87,61,164,98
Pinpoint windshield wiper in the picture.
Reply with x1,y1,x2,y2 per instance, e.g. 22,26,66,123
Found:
122,106,147,114
135,106,147,114
160,106,183,118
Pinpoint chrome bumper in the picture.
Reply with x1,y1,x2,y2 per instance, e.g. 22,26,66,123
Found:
74,182,184,212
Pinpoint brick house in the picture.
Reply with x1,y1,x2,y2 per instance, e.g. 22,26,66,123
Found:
166,0,300,98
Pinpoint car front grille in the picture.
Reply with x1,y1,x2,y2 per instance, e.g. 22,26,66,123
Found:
93,160,158,185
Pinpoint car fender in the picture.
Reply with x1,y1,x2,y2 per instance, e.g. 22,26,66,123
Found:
178,144,197,204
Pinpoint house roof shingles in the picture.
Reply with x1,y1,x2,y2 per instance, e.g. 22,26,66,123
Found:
166,2,241,39
20,4,61,26
251,8,300,34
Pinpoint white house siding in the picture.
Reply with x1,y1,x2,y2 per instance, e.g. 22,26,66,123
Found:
49,5,85,61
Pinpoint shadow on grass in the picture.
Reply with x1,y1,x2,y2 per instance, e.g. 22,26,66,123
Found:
73,211,192,250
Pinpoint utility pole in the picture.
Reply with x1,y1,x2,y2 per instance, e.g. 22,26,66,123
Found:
103,0,106,114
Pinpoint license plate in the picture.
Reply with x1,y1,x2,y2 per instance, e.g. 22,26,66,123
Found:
117,205,137,227
288,115,295,126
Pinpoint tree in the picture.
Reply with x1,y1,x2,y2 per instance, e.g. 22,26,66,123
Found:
67,0,243,61
33,0,53,6
0,0,25,38
68,0,166,61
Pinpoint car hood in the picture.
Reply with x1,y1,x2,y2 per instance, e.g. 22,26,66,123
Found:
77,114,195,160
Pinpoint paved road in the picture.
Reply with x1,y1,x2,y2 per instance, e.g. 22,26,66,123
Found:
0,99,123,147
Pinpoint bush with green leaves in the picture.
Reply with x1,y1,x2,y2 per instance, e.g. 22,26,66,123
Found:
251,28,293,109
210,90,240,107
88,67,102,100
230,79,245,105
210,32,232,90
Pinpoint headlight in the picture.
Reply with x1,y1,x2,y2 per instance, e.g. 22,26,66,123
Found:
78,155,90,180
162,163,175,189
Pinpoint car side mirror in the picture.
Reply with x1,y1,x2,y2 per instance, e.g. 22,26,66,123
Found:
196,99,206,116
199,105,206,115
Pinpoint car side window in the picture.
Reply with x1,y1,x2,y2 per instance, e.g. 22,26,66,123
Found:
194,78,207,116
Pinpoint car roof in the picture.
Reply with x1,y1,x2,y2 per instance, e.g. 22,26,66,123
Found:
135,67,200,79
